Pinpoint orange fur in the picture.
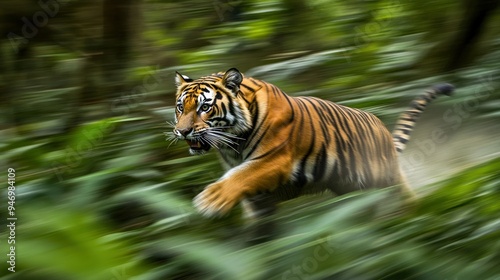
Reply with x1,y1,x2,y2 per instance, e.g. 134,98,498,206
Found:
171,68,453,217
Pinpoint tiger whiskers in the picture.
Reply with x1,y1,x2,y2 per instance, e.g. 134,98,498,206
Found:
164,131,179,148
165,120,176,128
164,121,179,148
164,121,245,153
202,127,244,153
199,136,220,151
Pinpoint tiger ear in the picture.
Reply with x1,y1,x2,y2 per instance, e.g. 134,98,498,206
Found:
222,68,243,94
175,72,193,87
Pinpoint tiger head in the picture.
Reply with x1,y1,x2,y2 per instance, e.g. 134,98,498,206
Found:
172,68,252,155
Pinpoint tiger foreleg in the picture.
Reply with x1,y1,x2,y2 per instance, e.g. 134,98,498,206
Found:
193,156,291,217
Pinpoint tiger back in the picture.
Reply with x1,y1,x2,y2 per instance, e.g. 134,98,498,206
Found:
170,68,453,218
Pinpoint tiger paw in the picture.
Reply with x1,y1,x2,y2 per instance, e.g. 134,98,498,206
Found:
193,182,241,217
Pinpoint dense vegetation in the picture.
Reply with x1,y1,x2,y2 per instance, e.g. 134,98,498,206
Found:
1,0,499,279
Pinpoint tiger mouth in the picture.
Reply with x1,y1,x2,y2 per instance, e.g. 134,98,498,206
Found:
186,139,211,152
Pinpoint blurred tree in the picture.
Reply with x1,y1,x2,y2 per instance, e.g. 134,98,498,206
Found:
102,0,138,99
416,0,500,75
445,0,500,70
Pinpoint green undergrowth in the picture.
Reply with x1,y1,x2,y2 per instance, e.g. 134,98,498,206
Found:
1,154,499,279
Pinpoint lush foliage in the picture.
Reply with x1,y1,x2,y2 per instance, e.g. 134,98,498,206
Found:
1,0,499,279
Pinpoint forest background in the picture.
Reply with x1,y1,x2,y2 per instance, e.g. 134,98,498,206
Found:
1,0,499,279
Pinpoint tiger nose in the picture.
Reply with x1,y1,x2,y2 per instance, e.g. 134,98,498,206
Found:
174,128,193,137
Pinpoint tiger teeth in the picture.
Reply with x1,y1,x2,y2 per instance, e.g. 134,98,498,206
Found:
186,140,203,149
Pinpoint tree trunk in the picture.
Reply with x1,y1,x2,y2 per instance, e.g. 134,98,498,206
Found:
444,0,500,71
102,0,137,100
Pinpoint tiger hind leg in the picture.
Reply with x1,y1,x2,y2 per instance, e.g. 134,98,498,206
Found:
398,169,416,201
370,170,417,219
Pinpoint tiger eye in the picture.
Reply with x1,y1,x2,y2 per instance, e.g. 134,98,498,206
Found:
201,104,211,111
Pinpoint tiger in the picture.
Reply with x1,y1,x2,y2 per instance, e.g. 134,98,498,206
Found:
169,68,453,220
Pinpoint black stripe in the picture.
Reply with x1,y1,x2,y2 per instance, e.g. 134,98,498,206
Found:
221,102,228,117
302,98,330,145
245,124,271,159
227,98,237,119
297,144,315,188
348,141,357,178
335,105,356,140
358,118,377,157
296,97,316,189
270,84,280,97
284,95,295,123
329,105,351,178
210,117,229,123
329,104,349,138
339,107,357,178
248,78,262,87
350,116,370,175
240,83,255,92
313,144,327,181
411,102,426,111
335,134,348,177
316,99,337,125
400,117,415,122
250,139,288,161
250,102,259,128
239,92,252,105
358,113,382,156
244,102,266,154
396,136,409,144
295,167,308,189
422,95,432,103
